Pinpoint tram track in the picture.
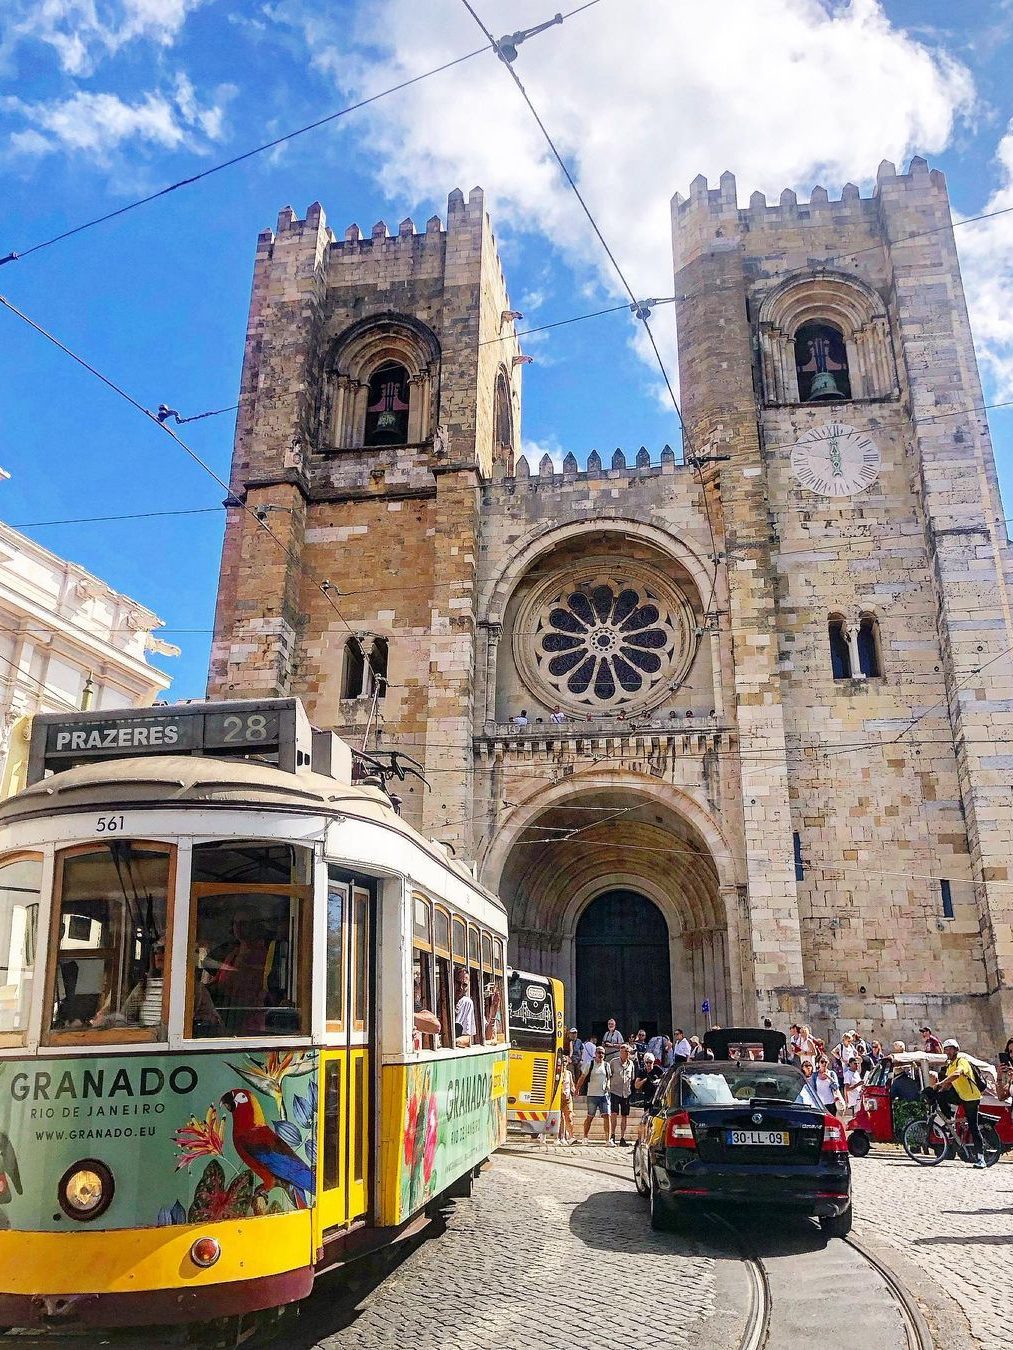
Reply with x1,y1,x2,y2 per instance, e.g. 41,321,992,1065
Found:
498,1144,932,1350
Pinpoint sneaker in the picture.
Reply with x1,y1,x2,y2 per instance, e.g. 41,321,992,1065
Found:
974,1156,987,1168
608,1138,617,1147
618,1139,629,1147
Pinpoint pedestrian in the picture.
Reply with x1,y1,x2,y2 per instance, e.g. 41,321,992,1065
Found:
810,1058,844,1115
672,1028,692,1063
557,1059,575,1145
920,1025,944,1054
935,1038,987,1167
549,705,566,724
842,1055,865,1120
610,1044,636,1145
797,1024,817,1057
789,1022,802,1054
511,709,529,727
689,1035,709,1061
868,1040,884,1066
578,1033,597,1083
646,1030,666,1059
601,1017,624,1063
997,1037,1013,1103
634,1051,664,1107
578,1044,614,1145
632,1028,648,1069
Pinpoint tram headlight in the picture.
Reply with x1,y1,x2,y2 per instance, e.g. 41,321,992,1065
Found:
58,1160,114,1221
190,1237,221,1268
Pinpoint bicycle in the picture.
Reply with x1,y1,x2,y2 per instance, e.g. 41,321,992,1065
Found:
902,1099,1002,1167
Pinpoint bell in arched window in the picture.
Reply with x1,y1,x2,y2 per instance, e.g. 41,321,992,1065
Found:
795,321,851,402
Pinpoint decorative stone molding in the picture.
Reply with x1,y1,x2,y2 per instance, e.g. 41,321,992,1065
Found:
757,270,898,404
512,558,696,715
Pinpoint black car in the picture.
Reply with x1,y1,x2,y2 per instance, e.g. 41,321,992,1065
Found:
632,1028,852,1236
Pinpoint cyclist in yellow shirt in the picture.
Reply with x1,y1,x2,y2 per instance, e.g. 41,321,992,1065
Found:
936,1038,986,1168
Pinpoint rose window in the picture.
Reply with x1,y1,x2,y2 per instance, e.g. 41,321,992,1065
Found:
527,574,691,712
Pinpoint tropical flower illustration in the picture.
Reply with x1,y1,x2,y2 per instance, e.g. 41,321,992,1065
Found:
422,1094,439,1183
187,1160,258,1223
156,1199,187,1226
173,1104,225,1170
403,1094,420,1169
538,581,678,708
227,1050,315,1111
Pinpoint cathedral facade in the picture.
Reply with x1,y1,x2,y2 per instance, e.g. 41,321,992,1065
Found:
209,160,1013,1047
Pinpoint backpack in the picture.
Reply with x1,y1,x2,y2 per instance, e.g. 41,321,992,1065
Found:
969,1060,990,1094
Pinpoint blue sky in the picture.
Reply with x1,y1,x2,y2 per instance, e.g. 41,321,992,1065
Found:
1,0,1012,699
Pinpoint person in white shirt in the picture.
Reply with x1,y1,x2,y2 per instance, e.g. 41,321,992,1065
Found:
549,705,566,724
511,710,529,726
454,967,477,1047
672,1029,692,1062
842,1056,865,1118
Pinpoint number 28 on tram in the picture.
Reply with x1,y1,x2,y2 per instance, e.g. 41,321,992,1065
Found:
0,699,508,1330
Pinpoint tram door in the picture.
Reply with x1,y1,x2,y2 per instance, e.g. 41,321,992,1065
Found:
319,870,373,1230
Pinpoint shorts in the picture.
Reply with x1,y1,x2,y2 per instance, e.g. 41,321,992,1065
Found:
611,1094,631,1117
586,1094,611,1119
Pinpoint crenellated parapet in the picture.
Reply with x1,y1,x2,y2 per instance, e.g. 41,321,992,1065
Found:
493,443,685,483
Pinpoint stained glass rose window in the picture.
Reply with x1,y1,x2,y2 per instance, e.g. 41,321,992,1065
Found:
525,571,691,712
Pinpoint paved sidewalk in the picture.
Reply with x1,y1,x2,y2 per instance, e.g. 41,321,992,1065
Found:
852,1150,1013,1349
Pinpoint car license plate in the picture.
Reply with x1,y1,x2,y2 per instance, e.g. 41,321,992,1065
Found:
725,1129,789,1146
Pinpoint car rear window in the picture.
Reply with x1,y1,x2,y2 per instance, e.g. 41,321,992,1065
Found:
679,1065,820,1109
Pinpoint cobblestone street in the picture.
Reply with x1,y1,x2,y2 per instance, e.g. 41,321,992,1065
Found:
850,1149,1013,1350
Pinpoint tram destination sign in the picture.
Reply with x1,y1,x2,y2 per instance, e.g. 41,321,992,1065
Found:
27,698,309,784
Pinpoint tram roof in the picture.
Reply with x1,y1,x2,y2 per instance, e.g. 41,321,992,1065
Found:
0,753,501,907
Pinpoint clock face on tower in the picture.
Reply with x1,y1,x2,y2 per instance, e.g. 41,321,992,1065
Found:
790,422,881,497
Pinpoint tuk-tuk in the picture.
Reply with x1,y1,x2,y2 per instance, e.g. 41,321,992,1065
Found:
846,1050,1013,1157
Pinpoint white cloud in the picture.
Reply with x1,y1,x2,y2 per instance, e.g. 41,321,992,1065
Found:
5,0,205,75
955,121,1013,400
313,0,973,282
3,77,230,161
290,0,975,399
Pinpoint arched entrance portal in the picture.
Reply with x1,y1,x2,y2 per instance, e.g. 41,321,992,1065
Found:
576,890,672,1039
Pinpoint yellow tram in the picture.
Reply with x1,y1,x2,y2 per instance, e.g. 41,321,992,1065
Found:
506,971,564,1137
0,699,508,1330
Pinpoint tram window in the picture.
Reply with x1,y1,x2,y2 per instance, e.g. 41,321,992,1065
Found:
453,963,478,1047
353,1055,366,1184
191,841,311,886
0,853,41,1043
350,886,369,1032
467,926,484,1046
481,931,502,1044
413,895,432,945
452,916,466,968
413,948,436,1050
46,843,172,1041
190,889,310,1038
433,907,452,1049
323,1060,341,1190
326,881,348,1032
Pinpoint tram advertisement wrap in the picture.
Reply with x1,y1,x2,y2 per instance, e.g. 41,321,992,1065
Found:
0,1050,319,1231
396,1052,507,1224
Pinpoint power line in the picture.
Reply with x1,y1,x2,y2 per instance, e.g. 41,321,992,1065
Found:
0,293,398,699
9,506,223,528
823,201,1013,266
459,0,721,684
0,0,600,270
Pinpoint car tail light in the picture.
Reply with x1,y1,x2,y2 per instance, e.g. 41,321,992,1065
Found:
821,1115,848,1153
665,1111,695,1148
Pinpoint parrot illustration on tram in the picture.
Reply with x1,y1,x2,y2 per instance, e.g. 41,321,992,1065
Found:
220,1088,313,1209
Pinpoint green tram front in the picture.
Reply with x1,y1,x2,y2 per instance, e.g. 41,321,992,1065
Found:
0,700,508,1329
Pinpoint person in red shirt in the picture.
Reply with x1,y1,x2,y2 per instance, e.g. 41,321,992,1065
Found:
920,1026,943,1054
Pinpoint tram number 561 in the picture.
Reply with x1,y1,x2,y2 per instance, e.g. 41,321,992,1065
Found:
95,815,126,833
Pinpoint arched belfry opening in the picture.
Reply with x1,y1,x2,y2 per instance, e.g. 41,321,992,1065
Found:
487,782,736,1033
576,891,672,1038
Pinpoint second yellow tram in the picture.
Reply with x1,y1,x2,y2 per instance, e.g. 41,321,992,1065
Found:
506,970,564,1137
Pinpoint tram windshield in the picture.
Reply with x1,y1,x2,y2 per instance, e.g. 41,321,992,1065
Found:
507,972,555,1050
47,842,172,1040
189,841,312,1039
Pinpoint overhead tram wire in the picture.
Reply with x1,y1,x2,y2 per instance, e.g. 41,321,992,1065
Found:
0,1,600,270
459,0,744,652
0,294,395,697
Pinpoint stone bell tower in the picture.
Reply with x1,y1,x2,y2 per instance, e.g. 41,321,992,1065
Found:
209,188,522,843
672,158,1013,1041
